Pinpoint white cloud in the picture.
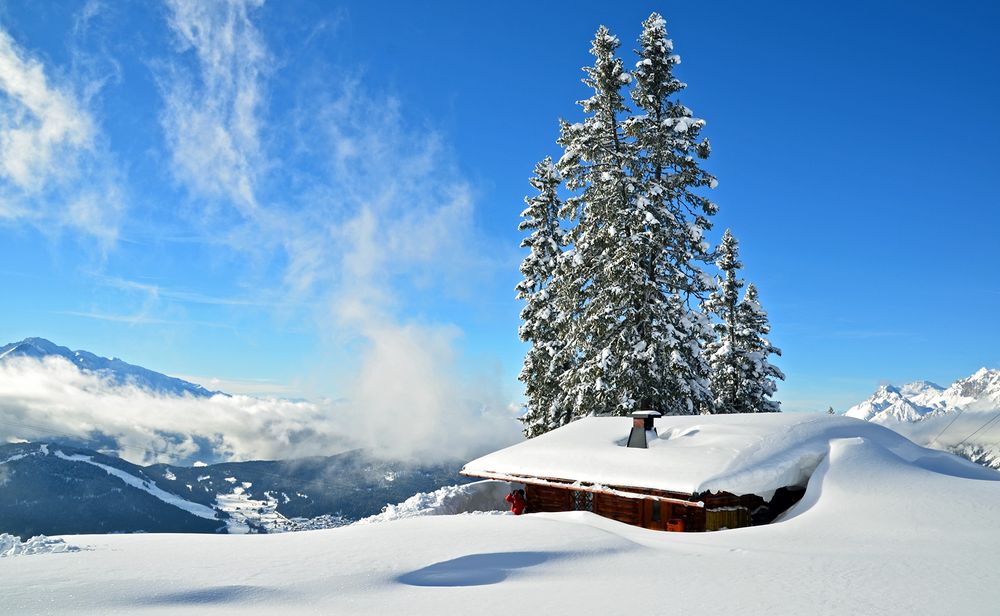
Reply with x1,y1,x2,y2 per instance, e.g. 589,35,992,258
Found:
0,29,92,190
0,24,122,243
161,0,266,213
150,2,517,464
0,355,521,466
169,373,301,397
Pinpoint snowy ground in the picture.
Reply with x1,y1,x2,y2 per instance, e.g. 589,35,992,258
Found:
0,534,80,557
4,436,1000,615
355,479,511,524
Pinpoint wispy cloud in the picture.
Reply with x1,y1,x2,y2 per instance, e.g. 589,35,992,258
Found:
160,0,266,214
0,29,93,190
93,274,306,308
169,373,300,397
0,21,123,244
151,2,517,461
56,310,231,330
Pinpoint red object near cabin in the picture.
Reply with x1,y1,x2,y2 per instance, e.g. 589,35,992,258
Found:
505,490,526,515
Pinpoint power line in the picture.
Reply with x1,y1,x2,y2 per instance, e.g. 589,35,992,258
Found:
951,411,1000,449
0,416,157,459
929,408,965,445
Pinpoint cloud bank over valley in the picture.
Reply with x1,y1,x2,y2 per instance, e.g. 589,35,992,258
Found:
0,355,522,466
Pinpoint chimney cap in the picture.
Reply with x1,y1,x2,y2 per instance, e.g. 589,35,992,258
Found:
630,410,662,418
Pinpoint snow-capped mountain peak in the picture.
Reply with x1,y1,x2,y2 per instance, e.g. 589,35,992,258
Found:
844,384,933,423
0,337,217,398
937,367,1000,411
846,368,1000,423
898,379,943,398
897,379,946,408
844,367,1000,471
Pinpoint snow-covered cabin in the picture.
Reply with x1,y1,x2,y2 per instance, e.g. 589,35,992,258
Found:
462,413,893,532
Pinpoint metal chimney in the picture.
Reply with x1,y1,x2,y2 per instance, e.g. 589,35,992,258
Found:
626,410,661,448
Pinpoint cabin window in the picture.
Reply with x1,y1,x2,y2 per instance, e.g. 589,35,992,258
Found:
651,499,661,522
572,490,593,512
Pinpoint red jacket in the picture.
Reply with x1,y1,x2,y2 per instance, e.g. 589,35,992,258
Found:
505,491,526,515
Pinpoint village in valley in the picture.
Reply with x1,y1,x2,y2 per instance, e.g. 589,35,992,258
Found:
1,2,999,614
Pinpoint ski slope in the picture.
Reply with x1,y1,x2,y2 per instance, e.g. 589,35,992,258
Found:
53,451,217,520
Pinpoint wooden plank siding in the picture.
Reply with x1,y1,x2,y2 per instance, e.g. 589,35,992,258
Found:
526,483,769,532
525,484,570,513
594,493,641,525
705,507,751,531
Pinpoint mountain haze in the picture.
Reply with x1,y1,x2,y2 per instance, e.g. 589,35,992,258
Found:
0,442,468,538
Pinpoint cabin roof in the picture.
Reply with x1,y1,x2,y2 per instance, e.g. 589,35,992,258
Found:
462,413,922,497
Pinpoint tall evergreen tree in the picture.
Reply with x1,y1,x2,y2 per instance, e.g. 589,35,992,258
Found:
733,283,784,413
627,13,717,414
556,26,650,418
706,230,784,413
705,229,744,412
518,15,764,434
516,157,569,437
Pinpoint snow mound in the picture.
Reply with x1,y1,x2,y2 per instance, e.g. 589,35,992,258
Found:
0,534,80,557
356,480,513,524
464,413,943,498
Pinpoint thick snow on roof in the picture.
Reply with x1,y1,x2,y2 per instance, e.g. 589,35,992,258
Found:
462,413,964,497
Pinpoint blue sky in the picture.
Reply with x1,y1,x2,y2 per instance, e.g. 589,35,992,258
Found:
1,0,998,412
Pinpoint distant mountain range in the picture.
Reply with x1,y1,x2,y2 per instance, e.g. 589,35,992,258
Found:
0,337,216,398
845,368,1000,423
845,367,1000,469
0,442,469,539
0,338,479,537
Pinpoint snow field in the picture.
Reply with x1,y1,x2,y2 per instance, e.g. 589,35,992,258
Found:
3,434,1000,614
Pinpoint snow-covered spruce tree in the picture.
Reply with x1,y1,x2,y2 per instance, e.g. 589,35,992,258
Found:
552,17,719,420
706,230,783,413
626,12,717,415
517,157,571,437
733,283,784,412
556,26,656,419
705,229,745,413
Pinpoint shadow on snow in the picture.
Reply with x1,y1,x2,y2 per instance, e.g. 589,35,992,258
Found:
398,551,564,587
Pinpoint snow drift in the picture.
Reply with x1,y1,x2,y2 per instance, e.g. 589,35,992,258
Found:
462,413,989,499
2,429,999,614
0,534,80,557
356,480,513,524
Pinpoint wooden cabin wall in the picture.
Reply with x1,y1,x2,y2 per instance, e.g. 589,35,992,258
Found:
518,479,805,533
665,502,705,532
705,507,750,531
525,484,707,530
525,484,570,513
524,484,768,532
700,492,764,531
593,493,641,525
